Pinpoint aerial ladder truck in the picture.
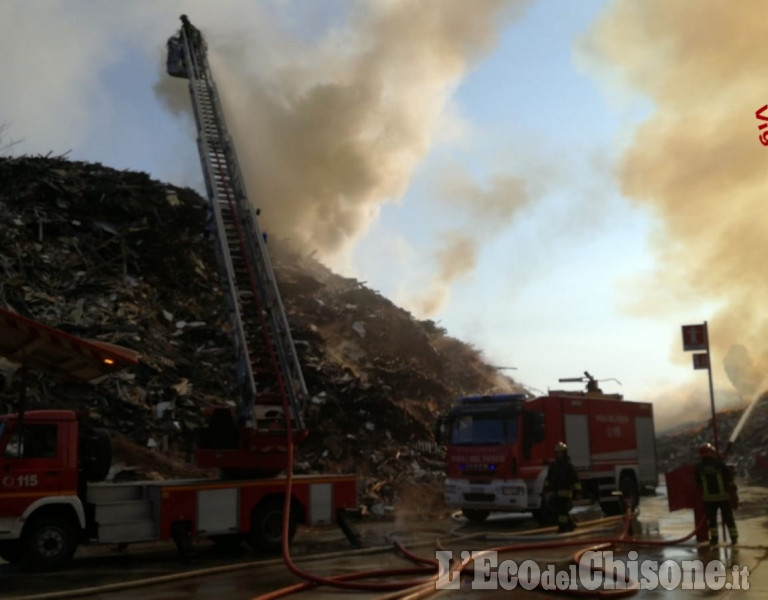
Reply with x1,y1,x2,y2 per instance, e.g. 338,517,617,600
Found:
0,16,358,569
166,15,308,476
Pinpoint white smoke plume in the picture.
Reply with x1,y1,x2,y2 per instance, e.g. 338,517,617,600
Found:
408,171,532,315
155,0,533,264
581,0,768,425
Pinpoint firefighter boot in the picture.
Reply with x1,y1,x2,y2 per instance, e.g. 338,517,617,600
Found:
709,528,718,549
729,526,738,546
557,514,574,533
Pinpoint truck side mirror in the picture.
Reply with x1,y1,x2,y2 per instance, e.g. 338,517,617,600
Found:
532,413,545,443
4,429,25,459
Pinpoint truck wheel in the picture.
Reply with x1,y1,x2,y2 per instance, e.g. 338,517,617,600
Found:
20,515,78,569
247,500,296,552
0,541,21,564
462,509,490,523
619,473,639,511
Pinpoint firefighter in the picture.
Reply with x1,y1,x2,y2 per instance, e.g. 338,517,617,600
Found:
544,441,581,533
695,442,738,547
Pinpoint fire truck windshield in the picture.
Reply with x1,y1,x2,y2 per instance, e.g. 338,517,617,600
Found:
450,415,518,446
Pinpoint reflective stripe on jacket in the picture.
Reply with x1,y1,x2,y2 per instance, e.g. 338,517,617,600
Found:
695,457,733,502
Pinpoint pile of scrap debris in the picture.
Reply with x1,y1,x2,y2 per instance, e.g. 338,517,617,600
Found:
0,155,521,514
656,395,768,483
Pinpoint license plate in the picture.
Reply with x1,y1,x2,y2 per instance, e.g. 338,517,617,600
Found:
471,487,484,494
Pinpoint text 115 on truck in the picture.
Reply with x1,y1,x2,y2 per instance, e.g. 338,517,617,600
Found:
437,374,657,523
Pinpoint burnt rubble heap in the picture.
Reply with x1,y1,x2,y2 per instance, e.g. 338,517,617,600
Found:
656,395,768,484
0,155,520,514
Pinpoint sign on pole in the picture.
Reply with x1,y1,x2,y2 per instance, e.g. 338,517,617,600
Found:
692,353,710,370
680,321,719,453
682,324,708,351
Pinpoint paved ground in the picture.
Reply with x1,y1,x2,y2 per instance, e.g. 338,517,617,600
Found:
2,483,767,599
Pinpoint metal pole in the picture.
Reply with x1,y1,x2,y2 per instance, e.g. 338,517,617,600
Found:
705,321,720,453
703,321,726,543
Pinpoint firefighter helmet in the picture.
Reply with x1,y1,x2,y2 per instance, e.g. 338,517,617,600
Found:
699,442,716,457
554,441,567,455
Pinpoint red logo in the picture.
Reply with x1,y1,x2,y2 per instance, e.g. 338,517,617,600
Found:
757,105,768,146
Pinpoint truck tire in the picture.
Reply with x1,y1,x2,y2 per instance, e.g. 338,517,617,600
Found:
0,541,21,564
20,515,78,569
462,509,490,523
619,473,640,511
247,500,296,552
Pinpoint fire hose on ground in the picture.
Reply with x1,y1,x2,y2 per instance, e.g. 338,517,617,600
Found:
254,500,709,600
11,511,707,600
370,511,711,600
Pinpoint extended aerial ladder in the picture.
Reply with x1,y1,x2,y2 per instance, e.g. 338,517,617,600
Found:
166,16,308,474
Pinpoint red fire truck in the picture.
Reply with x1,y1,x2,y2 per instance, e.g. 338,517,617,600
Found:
439,374,657,523
0,308,356,568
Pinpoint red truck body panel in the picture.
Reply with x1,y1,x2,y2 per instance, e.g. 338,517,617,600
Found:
154,475,357,539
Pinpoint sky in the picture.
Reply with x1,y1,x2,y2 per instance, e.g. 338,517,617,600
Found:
1,1,766,431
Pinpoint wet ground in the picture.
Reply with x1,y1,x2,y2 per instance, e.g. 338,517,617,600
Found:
2,484,767,599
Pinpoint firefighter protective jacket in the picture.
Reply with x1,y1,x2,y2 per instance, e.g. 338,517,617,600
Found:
695,456,735,502
544,456,581,498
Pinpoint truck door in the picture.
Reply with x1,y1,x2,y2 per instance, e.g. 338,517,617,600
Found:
564,414,590,468
1,423,64,501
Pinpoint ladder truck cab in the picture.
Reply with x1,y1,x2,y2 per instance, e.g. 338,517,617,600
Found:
439,373,657,523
